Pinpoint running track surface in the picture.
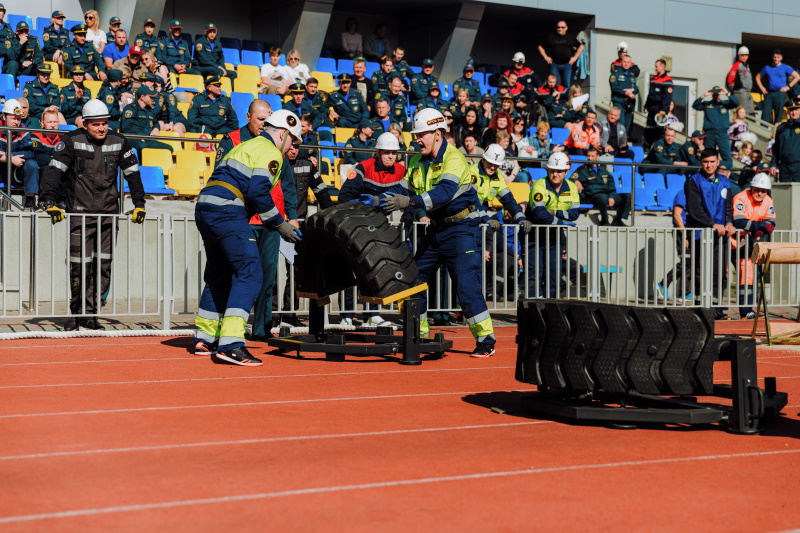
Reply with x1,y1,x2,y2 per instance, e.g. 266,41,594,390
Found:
1,327,798,531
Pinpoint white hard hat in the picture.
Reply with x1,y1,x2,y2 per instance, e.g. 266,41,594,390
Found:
617,41,629,52
512,52,525,63
265,109,302,142
2,99,21,116
483,144,505,166
751,173,772,190
738,46,749,55
81,99,110,120
410,108,446,134
375,131,400,151
546,152,570,171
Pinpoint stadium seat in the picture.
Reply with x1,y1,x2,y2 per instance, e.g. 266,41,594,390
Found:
615,169,632,194
241,50,263,67
365,61,379,77
634,187,659,209
30,28,43,41
139,166,175,195
44,61,60,78
222,48,240,67
278,53,286,66
231,91,254,127
335,127,355,144
508,182,531,204
0,74,13,93
629,145,645,164
18,74,35,87
83,80,102,98
311,71,336,92
142,148,174,174
409,66,421,74
57,124,77,131
220,37,241,50
528,168,548,181
220,77,232,96
157,131,184,151
176,102,191,120
242,40,263,53
233,77,258,97
337,59,354,75
176,150,208,172
237,64,260,83
51,78,71,89
402,132,412,148
446,83,453,99
168,167,202,195
656,188,674,207
549,127,570,145
4,88,22,100
666,173,685,190
643,172,666,190
315,57,337,74
472,72,485,86
260,94,282,112
180,33,193,47
7,14,32,30
179,73,204,92
65,19,81,31
35,16,50,31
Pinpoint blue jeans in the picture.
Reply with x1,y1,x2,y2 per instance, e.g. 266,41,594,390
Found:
2,159,39,195
550,63,572,87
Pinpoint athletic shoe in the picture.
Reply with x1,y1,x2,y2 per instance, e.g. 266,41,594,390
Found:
654,281,667,300
23,196,36,211
339,318,353,327
745,311,756,319
215,347,263,366
64,317,79,331
470,343,496,358
366,316,394,327
194,340,217,356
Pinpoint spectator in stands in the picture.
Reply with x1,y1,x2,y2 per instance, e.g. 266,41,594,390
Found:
133,18,161,57
146,72,188,136
371,98,391,137
685,148,735,319
284,82,314,120
260,46,292,95
42,10,69,65
387,122,412,151
4,21,43,80
103,29,129,70
482,111,512,148
0,5,12,62
520,121,559,160
410,58,438,106
326,73,368,128
216,99,273,164
63,24,106,81
644,126,685,176
564,109,601,156
732,173,775,319
453,60,481,106
364,22,391,62
120,85,174,155
296,113,321,164
495,130,519,182
643,59,673,150
23,64,64,128
728,106,751,150
609,54,638,134
419,84,452,115
539,75,570,128
187,75,238,136
574,146,628,226
304,77,330,130
84,10,106,53
491,79,511,111
564,84,589,124
381,76,408,131
106,17,122,44
727,46,753,114
677,130,705,170
735,141,754,165
60,66,92,126
597,106,633,161
454,107,480,147
112,45,146,91
285,49,311,84
479,94,493,129
505,52,532,79
507,72,523,96
693,86,738,166
511,116,527,153
352,57,374,105
341,17,362,59
161,20,198,76
31,107,61,183
770,94,800,182
655,188,695,303
142,50,171,90
342,120,377,165
451,89,470,123
95,69,123,130
459,131,483,163
538,20,583,87
755,49,798,124
498,94,518,119
16,96,28,125
391,47,409,82
0,99,38,210
372,56,396,98
610,42,640,77
193,23,236,81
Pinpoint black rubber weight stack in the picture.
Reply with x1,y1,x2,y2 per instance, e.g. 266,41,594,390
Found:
296,203,419,299
515,300,717,396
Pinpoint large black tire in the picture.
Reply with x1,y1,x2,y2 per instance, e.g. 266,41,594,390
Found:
515,300,717,396
296,203,418,299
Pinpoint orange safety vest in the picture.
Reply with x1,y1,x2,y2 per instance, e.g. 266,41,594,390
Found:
565,122,600,150
732,190,775,286
226,129,286,225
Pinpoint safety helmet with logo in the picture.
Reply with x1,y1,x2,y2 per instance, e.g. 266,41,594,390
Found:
2,99,21,116
750,173,771,191
617,41,628,52
483,144,505,166
410,108,447,134
546,152,570,171
375,132,400,151
738,46,749,55
512,52,525,63
265,109,302,142
81,99,110,120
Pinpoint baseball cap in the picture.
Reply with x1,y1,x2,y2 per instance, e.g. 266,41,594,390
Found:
140,72,160,84
143,18,155,27
787,94,800,109
129,45,143,56
170,19,182,28
205,23,217,32
422,58,434,66
429,84,440,93
51,10,65,18
106,69,123,81
691,130,706,138
109,17,121,24
136,85,157,97
69,65,86,76
337,73,352,83
37,63,52,74
16,21,29,31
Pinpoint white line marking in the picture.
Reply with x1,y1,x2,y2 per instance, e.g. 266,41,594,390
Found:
758,361,800,369
0,366,514,389
1,448,797,524
0,390,520,419
0,421,550,460
0,342,171,350
0,357,197,366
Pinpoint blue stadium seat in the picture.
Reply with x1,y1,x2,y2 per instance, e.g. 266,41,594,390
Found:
615,169,632,194
180,33,193,47
58,124,77,131
643,172,665,190
318,140,335,165
438,81,446,95
656,188,675,207
30,28,43,41
0,73,14,93
315,57,336,73
4,89,22,100
260,94,282,111
35,17,50,31
666,173,685,190
472,72,485,86
18,75,35,87
220,37,241,50
231,92,254,127
278,53,286,66
133,166,175,194
629,145,644,164
65,20,81,31
7,14,32,30
241,50,262,67
528,168,547,181
364,61,379,77
242,40,263,53
487,86,497,95
409,65,422,74
634,186,659,209
337,59,354,75
222,48,240,67
549,127,570,145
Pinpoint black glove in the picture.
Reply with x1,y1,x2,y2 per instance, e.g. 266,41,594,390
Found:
277,222,302,243
380,193,411,213
488,218,501,230
45,202,65,224
520,220,533,233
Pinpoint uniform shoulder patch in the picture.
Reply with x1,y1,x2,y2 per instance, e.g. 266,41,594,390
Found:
347,169,358,180
687,147,694,154
196,43,202,51
735,202,745,211
55,141,65,151
268,160,280,176
768,206,775,214
218,107,225,116
667,87,673,93
411,78,417,83
215,147,225,161
106,94,114,104
609,75,616,82
533,192,544,202
5,41,11,49
23,88,28,97
124,109,133,118
43,33,49,41
656,145,663,152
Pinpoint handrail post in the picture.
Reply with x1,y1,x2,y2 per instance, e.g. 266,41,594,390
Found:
161,214,174,330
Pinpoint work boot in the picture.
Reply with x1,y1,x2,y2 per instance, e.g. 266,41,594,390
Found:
64,317,79,331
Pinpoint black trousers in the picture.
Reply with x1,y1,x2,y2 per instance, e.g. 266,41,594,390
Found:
69,215,118,315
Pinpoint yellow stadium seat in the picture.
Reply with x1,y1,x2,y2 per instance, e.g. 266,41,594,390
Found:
168,167,202,196
334,157,343,189
142,148,174,174
489,198,503,209
183,131,199,150
508,182,531,204
202,167,213,184
335,127,355,145
233,78,258,97
53,78,72,88
157,131,184,151
176,102,191,120
169,72,178,89
83,80,102,98
311,71,336,92
45,61,60,78
320,159,334,186
237,64,260,83
179,73,204,93
220,77,232,96
751,92,763,104
402,132,412,148
176,150,208,172
224,63,234,71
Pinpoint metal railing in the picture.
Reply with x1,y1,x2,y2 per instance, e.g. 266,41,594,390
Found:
2,213,798,327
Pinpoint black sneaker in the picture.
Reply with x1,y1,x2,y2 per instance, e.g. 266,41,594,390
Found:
64,317,79,331
83,317,105,330
216,347,263,366
470,343,496,358
194,340,217,356
23,196,36,211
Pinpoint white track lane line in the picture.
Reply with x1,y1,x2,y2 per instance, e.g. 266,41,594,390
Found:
0,389,524,419
0,421,552,460
0,342,175,350
0,366,515,389
1,448,798,524
0,357,197,366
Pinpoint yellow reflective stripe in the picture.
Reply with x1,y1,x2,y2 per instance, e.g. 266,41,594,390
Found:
219,315,247,342
206,180,245,203
420,317,430,337
196,315,221,340
468,316,494,340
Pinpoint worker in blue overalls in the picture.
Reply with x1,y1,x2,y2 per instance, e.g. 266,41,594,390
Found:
193,109,303,367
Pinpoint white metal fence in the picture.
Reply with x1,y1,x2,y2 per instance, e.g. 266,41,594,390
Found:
1,213,799,327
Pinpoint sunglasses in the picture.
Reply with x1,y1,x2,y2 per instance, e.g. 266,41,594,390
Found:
288,57,299,61
85,16,94,19
444,115,453,119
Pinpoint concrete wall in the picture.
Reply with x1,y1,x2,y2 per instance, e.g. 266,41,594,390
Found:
3,0,85,24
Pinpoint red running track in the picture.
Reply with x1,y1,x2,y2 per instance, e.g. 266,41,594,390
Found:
0,327,798,531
